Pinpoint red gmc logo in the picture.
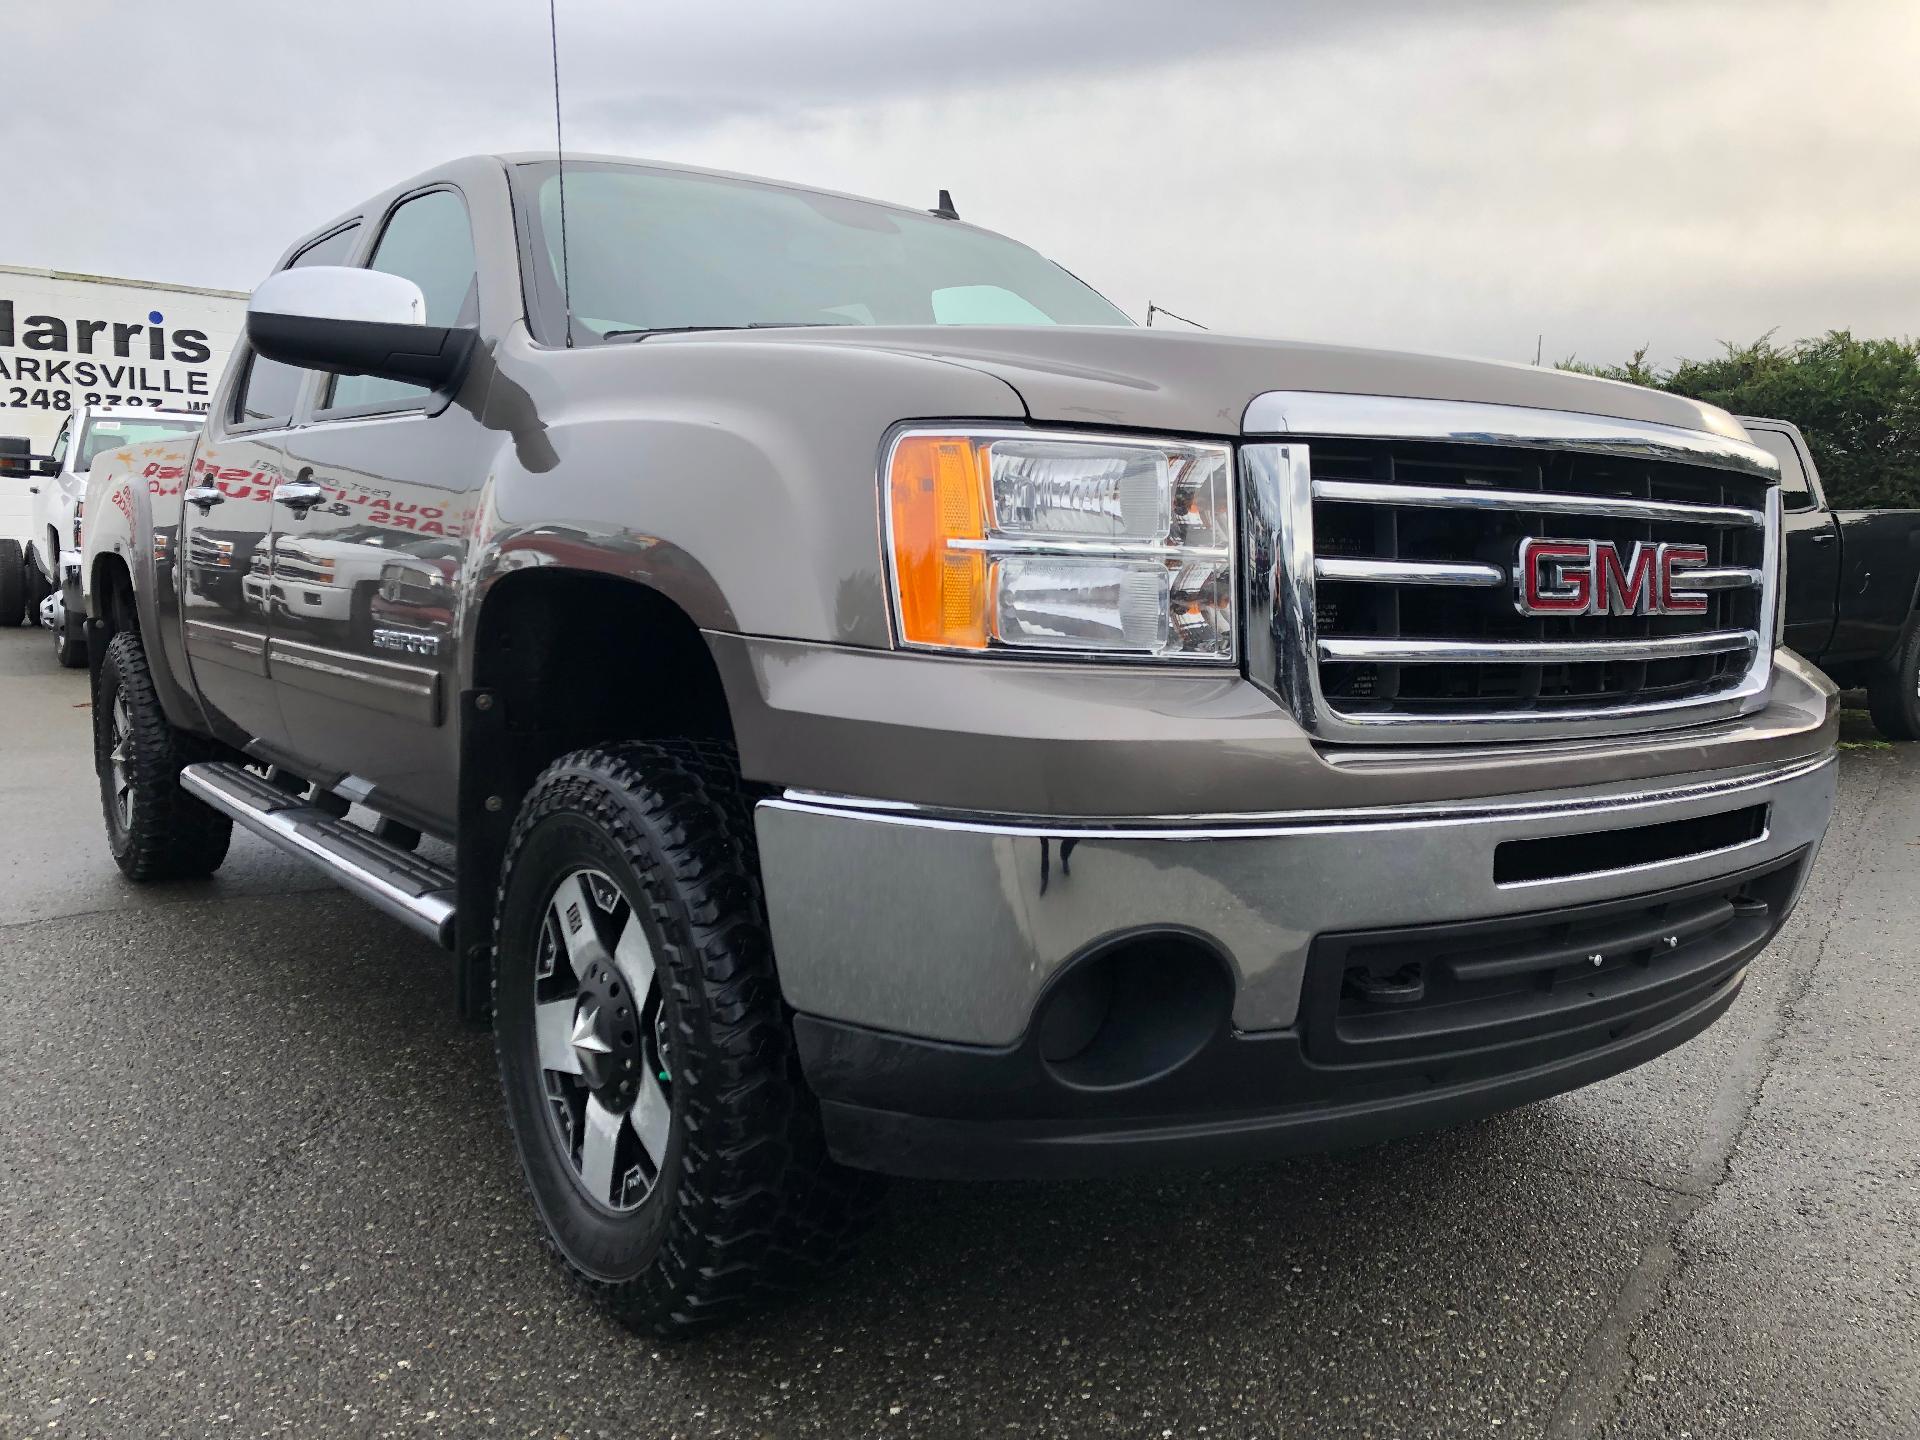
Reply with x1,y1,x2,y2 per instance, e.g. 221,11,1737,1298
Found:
1516,538,1710,617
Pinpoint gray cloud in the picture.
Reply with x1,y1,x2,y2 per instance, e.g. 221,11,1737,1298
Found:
561,0,1591,136
8,0,1916,369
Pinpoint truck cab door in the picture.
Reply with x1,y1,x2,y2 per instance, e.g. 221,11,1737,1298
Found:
182,223,365,753
1830,510,1920,664
179,365,295,749
1747,426,1838,660
33,417,73,578
270,186,488,833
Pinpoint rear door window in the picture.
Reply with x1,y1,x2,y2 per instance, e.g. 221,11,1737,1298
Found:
232,224,363,428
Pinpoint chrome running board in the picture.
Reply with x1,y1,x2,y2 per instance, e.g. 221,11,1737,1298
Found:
179,762,456,948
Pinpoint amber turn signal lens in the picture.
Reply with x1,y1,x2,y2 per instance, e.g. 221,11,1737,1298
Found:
887,434,989,649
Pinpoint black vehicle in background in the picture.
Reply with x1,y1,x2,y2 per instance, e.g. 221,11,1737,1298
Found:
1744,416,1920,739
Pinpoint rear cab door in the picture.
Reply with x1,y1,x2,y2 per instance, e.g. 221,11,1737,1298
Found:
1831,509,1920,665
180,221,364,752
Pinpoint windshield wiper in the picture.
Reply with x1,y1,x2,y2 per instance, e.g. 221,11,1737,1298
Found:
601,321,857,342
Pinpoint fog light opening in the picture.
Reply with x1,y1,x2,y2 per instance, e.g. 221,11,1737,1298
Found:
1036,932,1233,1091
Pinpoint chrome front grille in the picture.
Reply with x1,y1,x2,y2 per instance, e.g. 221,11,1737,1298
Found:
1242,393,1782,744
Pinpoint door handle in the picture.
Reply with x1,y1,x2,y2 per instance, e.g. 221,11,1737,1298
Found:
273,479,327,515
183,485,225,513
1808,531,1835,546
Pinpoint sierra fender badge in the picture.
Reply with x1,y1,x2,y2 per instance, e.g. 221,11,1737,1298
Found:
371,627,440,656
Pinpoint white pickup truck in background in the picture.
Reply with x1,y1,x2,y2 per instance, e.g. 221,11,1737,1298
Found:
0,405,205,664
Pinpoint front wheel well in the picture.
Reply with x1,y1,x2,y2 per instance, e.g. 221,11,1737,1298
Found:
471,569,734,770
455,570,739,1021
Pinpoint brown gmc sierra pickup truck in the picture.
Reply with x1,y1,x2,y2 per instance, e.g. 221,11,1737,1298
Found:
83,153,1837,1334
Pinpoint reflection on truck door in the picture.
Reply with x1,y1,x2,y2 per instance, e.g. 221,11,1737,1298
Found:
272,186,488,829
181,224,363,752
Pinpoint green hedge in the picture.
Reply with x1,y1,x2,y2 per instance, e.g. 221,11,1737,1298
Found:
1561,332,1920,510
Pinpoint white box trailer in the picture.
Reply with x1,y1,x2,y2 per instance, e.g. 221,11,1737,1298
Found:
0,265,246,546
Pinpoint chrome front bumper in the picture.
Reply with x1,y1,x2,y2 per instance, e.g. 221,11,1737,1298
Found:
755,752,1837,1047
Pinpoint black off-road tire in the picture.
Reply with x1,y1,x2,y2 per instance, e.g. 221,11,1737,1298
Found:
0,539,24,626
54,610,87,668
493,740,883,1337
1867,619,1920,742
96,631,233,880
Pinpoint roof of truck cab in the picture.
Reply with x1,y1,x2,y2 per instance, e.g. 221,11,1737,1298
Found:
487,151,962,223
284,152,1009,274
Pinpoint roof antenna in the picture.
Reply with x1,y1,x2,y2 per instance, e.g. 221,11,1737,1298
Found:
1146,303,1207,330
548,0,574,347
930,189,959,220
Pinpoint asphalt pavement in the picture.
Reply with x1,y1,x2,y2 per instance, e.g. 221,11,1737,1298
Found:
1,625,1915,1439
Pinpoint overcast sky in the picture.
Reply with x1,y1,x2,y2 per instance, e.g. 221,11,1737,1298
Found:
11,0,1917,367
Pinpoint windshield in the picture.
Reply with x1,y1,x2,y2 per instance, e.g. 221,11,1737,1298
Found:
79,415,202,470
522,163,1132,340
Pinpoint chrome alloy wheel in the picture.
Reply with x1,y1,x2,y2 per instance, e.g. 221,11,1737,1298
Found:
533,868,673,1212
107,694,134,832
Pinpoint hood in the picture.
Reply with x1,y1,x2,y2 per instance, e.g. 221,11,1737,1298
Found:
657,325,1738,440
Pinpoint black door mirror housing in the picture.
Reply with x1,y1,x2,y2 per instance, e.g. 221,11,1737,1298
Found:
246,265,475,391
0,452,63,481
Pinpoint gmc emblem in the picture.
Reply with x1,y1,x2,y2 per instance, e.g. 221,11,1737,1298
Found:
1515,538,1710,617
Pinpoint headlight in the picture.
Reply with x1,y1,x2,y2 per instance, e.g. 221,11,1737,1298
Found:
885,429,1234,660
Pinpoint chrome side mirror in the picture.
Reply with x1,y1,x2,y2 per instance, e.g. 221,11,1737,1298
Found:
247,265,474,390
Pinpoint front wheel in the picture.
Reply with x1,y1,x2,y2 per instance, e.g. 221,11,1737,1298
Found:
1867,618,1920,741
95,631,233,879
493,741,880,1336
